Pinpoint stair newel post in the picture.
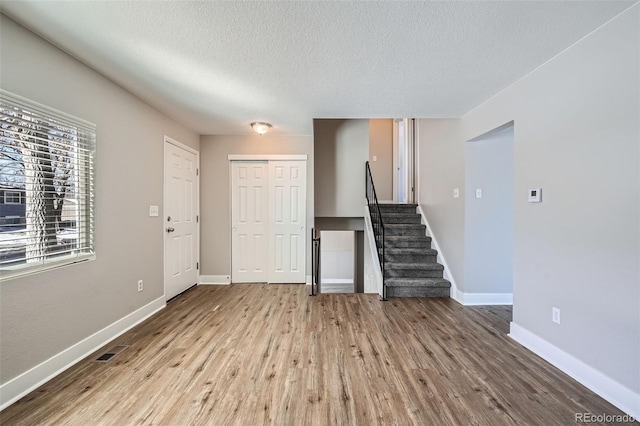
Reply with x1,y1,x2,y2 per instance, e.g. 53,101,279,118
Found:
310,227,315,296
316,234,321,294
310,227,321,296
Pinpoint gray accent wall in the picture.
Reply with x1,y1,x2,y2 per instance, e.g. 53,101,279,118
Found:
314,119,369,217
418,6,639,393
0,15,199,383
199,134,313,277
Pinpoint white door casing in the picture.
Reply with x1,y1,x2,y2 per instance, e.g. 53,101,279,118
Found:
164,138,199,300
231,162,269,283
268,161,306,283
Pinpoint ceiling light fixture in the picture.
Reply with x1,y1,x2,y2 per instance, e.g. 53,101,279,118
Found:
251,122,272,135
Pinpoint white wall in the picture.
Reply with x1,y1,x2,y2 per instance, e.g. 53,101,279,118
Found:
363,207,382,295
320,231,354,281
464,125,514,294
0,14,199,387
314,119,369,217
418,4,639,410
417,119,465,290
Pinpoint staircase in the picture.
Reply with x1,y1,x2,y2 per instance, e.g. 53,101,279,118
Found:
378,204,451,298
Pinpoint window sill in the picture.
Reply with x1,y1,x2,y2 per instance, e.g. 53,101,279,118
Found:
0,253,96,282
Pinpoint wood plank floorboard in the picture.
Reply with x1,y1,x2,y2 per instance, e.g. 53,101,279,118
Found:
0,284,633,425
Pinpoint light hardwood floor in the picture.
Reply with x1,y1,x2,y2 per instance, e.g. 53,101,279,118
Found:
1,284,632,425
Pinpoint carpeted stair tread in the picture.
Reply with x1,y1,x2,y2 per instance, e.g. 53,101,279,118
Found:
384,226,426,237
386,278,451,288
385,235,431,241
383,248,438,256
385,223,425,228
384,261,443,270
378,203,418,208
387,286,450,297
385,235,431,242
381,213,422,224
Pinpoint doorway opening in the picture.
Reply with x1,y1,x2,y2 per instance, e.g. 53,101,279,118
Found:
393,118,416,204
320,230,355,293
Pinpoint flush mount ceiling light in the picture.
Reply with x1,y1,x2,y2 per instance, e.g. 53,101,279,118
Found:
250,122,272,135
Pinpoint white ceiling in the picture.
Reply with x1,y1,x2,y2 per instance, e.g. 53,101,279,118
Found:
1,1,635,135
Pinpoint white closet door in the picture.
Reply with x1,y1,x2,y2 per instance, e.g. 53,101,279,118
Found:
269,161,306,283
231,162,269,282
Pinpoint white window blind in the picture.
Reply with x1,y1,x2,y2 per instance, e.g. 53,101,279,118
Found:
0,90,96,280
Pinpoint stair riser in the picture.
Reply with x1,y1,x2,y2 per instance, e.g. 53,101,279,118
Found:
384,253,437,263
385,269,444,278
385,239,431,249
385,227,425,236
381,215,422,224
387,286,450,298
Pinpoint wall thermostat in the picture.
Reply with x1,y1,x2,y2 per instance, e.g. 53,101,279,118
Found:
528,188,542,203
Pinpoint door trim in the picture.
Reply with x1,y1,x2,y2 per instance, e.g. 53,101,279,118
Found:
163,135,200,300
228,154,307,161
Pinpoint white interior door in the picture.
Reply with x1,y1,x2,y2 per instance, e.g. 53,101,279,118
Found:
164,139,199,300
269,161,306,283
393,118,416,204
231,162,269,283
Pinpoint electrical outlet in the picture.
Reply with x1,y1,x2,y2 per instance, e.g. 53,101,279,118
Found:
552,307,560,324
137,280,143,292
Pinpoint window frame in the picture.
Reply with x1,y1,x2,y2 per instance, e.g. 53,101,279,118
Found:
0,90,96,281
3,190,21,204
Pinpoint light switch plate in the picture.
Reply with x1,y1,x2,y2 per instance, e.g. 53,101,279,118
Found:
475,188,482,199
372,155,377,162
528,188,542,203
149,205,159,217
453,188,459,199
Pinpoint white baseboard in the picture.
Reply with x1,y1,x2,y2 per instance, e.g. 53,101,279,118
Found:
306,275,311,285
416,205,457,301
509,322,640,419
456,291,513,305
321,278,354,284
199,275,231,285
0,296,165,411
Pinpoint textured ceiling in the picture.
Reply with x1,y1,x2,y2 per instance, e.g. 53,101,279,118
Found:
1,1,635,135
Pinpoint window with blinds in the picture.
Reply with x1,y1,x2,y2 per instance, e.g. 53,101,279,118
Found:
0,90,96,280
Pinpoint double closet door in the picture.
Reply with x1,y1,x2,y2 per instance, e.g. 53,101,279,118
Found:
231,160,306,283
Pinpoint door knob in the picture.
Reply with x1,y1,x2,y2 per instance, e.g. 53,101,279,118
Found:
166,227,175,233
